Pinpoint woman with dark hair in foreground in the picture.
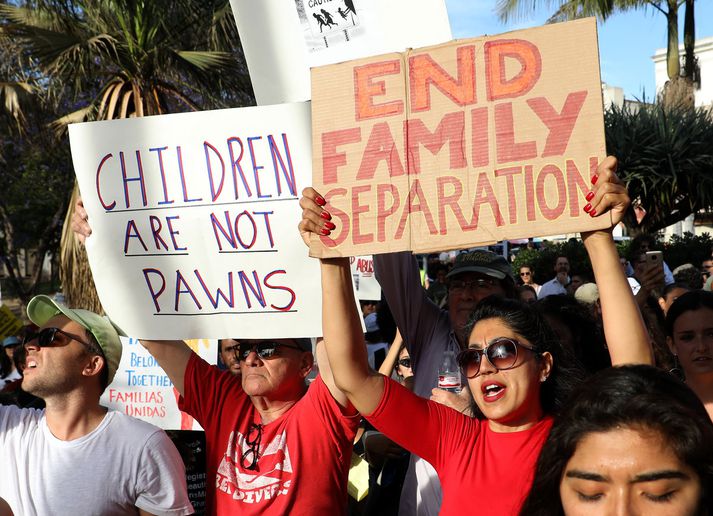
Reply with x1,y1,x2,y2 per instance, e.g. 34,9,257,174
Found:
521,365,713,515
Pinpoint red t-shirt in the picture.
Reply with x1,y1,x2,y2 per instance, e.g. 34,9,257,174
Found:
367,377,553,516
178,354,359,515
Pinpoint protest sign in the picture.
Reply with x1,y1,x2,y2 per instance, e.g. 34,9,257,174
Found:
100,337,216,430
309,18,611,258
69,102,321,339
349,255,381,300
229,0,451,105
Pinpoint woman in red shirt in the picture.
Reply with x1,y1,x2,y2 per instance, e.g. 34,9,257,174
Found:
300,157,654,515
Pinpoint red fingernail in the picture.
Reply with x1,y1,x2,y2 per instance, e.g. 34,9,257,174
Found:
585,191,594,202
589,209,597,217
324,221,336,230
320,211,332,220
315,195,326,206
591,175,599,185
583,203,592,213
320,228,331,236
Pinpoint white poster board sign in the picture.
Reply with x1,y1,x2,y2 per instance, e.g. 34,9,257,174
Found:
229,0,452,105
349,255,381,301
69,102,321,340
100,338,217,430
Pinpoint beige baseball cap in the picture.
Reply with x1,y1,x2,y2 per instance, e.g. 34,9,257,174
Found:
26,295,122,385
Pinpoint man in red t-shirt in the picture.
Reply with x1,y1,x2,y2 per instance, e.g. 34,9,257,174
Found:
141,338,359,515
72,197,360,514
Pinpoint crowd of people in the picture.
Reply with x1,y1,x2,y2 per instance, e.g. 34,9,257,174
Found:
0,156,712,515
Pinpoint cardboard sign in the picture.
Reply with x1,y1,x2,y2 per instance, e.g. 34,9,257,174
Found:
69,103,321,339
309,18,610,258
349,255,381,300
100,337,217,430
229,0,451,105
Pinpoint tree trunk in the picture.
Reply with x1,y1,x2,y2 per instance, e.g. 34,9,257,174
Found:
59,182,104,313
683,0,696,81
666,0,680,80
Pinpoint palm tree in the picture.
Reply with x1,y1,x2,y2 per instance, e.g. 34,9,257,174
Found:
497,0,698,106
604,102,713,234
0,0,254,312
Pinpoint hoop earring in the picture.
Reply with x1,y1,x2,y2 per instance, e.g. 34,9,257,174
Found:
669,354,685,382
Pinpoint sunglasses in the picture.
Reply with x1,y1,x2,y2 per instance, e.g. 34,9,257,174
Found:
241,423,263,471
397,358,411,369
233,340,305,361
22,327,95,352
520,271,531,276
456,337,539,379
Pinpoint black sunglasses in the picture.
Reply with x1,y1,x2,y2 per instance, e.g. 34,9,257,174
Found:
235,340,305,361
23,327,94,351
457,337,539,379
396,358,412,369
241,423,263,471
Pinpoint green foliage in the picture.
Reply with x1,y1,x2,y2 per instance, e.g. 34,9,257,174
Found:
662,232,713,270
513,239,593,284
605,103,713,234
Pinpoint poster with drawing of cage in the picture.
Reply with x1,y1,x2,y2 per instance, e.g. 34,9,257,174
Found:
295,0,364,52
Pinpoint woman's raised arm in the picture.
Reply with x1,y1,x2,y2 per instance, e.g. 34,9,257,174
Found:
299,188,385,414
581,156,654,366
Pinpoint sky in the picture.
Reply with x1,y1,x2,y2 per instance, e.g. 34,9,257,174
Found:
444,0,713,100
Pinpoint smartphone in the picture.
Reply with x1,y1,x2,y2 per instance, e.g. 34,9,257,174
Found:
646,250,663,270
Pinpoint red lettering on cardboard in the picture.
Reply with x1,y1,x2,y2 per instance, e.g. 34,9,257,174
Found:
409,45,477,112
354,60,404,121
527,91,588,157
406,112,466,175
495,103,537,163
357,122,405,181
485,39,542,101
536,164,567,220
322,128,361,185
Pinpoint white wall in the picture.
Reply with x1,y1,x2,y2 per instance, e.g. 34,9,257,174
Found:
653,36,713,107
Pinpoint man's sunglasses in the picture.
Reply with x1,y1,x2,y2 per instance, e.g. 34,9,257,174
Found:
456,337,539,379
23,327,94,351
228,340,305,361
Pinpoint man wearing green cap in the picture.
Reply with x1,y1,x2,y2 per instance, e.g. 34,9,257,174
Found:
0,295,194,516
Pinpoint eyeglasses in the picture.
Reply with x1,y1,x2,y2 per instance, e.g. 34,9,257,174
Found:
456,337,539,379
520,271,531,276
235,340,305,361
241,423,263,471
449,278,497,292
397,358,411,369
23,327,97,353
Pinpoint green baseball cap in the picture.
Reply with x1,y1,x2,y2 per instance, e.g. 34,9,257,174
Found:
26,295,123,385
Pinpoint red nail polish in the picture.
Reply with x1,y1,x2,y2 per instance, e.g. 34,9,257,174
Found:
589,209,597,217
324,221,336,230
320,228,331,236
591,175,599,185
585,191,594,202
583,203,591,213
315,195,326,206
320,211,332,220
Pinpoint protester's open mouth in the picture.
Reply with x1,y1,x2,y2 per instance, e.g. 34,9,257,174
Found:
481,382,505,401
25,359,38,369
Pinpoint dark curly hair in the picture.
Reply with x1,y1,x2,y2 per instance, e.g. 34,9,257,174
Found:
463,296,585,419
520,365,713,516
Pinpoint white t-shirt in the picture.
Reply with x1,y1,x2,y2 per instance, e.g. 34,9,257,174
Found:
0,406,193,516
